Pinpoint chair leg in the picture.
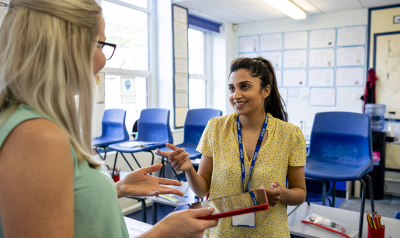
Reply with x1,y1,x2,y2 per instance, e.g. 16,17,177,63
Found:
129,153,142,168
95,147,111,170
358,178,367,238
149,151,154,176
322,181,327,206
152,203,157,225
332,181,336,207
141,200,147,223
159,157,164,178
112,152,119,178
306,193,310,206
364,174,375,213
120,153,134,171
166,159,181,182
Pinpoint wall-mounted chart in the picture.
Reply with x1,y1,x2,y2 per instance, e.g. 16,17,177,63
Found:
276,70,282,87
309,49,335,67
337,46,365,66
308,69,334,87
283,69,307,87
310,88,336,106
336,67,364,86
260,33,283,51
283,50,307,68
284,31,308,49
260,51,282,68
310,28,336,48
337,26,366,46
239,35,259,53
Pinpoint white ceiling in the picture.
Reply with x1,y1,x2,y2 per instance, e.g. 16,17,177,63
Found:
171,0,400,24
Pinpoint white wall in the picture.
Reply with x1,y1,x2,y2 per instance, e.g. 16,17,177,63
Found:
235,9,369,133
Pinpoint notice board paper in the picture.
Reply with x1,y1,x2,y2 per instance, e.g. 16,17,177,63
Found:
175,58,188,74
239,35,259,53
174,39,188,58
309,49,335,67
174,22,187,40
308,69,334,87
239,53,258,58
337,26,366,46
173,5,187,24
175,74,188,91
278,87,288,104
276,70,282,87
310,88,336,106
310,28,336,48
175,92,188,108
336,67,364,86
284,31,308,49
283,69,307,87
336,46,365,67
283,50,307,68
260,51,282,68
260,33,283,51
288,88,299,98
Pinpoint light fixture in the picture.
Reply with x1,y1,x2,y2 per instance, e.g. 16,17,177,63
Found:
263,0,307,20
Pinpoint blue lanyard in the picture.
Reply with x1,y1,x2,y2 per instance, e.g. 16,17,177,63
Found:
237,115,268,193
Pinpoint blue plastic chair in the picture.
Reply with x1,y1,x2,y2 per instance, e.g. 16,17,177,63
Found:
304,112,375,238
395,211,400,219
108,108,173,176
92,109,129,167
156,108,222,180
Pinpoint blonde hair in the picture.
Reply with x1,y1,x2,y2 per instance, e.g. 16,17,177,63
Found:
0,0,103,168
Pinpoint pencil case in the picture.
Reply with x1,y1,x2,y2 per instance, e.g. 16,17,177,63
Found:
302,213,358,238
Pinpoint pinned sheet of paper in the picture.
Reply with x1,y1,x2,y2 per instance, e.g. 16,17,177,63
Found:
288,88,299,98
310,88,336,106
260,33,283,51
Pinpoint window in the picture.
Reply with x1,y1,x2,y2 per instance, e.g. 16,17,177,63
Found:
101,0,149,131
188,28,207,109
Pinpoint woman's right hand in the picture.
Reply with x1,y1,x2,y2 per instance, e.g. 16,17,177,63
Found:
156,143,193,172
143,207,219,238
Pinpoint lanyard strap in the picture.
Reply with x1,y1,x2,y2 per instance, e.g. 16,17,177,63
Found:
237,115,268,193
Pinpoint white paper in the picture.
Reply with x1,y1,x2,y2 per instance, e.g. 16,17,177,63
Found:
336,46,365,66
175,75,188,91
337,26,366,46
175,58,188,74
175,92,188,108
120,78,136,103
284,31,308,49
173,5,187,24
175,107,188,127
310,88,336,106
275,70,282,87
174,22,187,40
283,69,307,87
238,36,259,53
95,73,105,103
283,50,307,68
260,33,283,51
259,51,282,68
308,69,334,87
124,217,152,237
336,67,364,86
278,87,288,104
288,88,299,98
309,49,335,67
238,53,258,58
0,1,8,26
174,40,188,58
310,29,336,48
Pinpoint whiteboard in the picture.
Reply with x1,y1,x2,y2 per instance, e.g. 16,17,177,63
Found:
276,70,282,87
336,67,364,86
310,29,336,48
260,33,283,51
283,69,307,87
239,36,259,53
284,31,308,49
283,50,307,68
309,49,335,67
337,26,366,46
337,46,365,66
260,51,282,68
308,69,334,87
310,88,336,106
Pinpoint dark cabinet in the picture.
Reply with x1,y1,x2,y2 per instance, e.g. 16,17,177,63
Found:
365,132,386,200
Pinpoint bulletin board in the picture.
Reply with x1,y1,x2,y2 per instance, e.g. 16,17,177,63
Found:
238,25,367,110
172,5,189,128
367,4,400,119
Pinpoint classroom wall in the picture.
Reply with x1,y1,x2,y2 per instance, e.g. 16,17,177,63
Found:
234,9,369,133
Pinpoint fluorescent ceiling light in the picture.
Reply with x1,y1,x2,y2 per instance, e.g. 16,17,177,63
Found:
263,0,307,20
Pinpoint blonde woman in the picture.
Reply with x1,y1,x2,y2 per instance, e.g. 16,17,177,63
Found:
0,0,217,237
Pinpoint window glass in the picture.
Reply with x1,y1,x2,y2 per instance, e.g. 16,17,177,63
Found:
188,28,205,75
119,0,147,8
189,78,206,109
102,1,148,71
105,75,148,131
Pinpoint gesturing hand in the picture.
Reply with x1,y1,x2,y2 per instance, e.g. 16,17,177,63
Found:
116,164,184,198
261,182,282,207
156,143,193,172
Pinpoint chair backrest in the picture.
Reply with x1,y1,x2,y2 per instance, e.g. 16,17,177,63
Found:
308,112,373,169
183,108,222,145
395,211,400,220
136,108,173,144
100,109,129,141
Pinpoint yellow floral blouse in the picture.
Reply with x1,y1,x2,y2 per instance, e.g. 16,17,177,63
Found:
197,113,306,238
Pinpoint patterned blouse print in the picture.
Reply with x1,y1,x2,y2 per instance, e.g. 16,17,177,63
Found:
197,113,306,238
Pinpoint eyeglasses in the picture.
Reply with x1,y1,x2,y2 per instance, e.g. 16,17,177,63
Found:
98,41,117,60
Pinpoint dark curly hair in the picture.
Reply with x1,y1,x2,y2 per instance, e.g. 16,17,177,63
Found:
229,57,287,122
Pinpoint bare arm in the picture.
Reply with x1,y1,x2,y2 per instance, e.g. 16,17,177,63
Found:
0,119,74,238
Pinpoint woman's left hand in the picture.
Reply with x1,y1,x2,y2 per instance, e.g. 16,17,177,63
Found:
116,164,185,198
261,182,282,207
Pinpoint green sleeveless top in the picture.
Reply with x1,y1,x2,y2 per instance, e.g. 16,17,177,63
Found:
0,104,129,238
